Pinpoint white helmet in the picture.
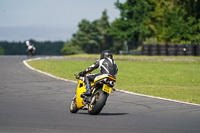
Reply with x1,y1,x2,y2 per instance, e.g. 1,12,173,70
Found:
26,41,30,46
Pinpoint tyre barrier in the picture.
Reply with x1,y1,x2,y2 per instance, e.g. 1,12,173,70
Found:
196,45,200,56
158,44,167,55
185,44,195,56
142,45,150,55
176,45,185,56
142,44,199,56
167,45,176,56
149,44,158,55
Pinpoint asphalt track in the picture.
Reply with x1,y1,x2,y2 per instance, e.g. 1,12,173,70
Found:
0,56,200,133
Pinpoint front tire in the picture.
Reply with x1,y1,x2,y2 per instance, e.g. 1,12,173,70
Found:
88,89,108,115
69,95,79,113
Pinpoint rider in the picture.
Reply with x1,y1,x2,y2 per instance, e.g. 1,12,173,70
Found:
78,50,118,96
26,41,36,55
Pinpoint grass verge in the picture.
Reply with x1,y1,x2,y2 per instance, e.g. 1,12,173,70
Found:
27,55,200,104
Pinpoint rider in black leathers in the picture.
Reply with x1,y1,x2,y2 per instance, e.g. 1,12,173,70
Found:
78,50,118,96
26,41,36,56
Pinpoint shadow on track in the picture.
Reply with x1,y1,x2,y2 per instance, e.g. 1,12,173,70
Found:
77,112,128,116
99,113,129,116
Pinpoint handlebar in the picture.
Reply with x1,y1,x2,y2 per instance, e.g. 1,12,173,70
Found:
74,74,80,79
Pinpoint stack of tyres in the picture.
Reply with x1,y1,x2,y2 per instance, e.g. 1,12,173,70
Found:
176,45,185,56
150,44,158,56
196,44,200,56
142,44,198,56
158,44,167,56
185,44,195,56
167,45,176,56
142,44,150,55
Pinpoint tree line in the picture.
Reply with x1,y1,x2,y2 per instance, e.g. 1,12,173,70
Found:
0,40,64,55
62,0,200,55
61,10,120,54
110,0,200,45
1,0,199,55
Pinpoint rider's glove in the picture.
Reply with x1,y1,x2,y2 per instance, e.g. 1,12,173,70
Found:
78,71,84,77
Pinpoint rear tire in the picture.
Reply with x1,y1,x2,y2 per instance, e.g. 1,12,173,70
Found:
88,89,108,115
69,95,79,113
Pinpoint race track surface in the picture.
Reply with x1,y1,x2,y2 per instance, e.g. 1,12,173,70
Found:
0,56,200,133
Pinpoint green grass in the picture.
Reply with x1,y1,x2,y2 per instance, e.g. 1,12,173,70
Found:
66,54,200,61
27,56,200,104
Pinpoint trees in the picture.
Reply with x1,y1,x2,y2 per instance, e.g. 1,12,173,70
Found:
109,0,153,48
109,0,200,46
64,19,101,54
0,41,26,55
182,0,200,44
3,1,199,55
155,0,200,44
98,10,114,51
0,46,5,55
0,40,64,55
61,0,199,55
61,0,200,55
61,41,84,55
61,10,115,55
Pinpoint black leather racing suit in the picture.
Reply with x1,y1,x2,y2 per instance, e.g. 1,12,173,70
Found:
81,57,118,90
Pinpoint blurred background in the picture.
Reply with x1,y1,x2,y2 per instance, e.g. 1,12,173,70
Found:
0,0,199,56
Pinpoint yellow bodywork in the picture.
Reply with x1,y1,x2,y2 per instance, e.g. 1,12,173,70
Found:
76,80,86,108
75,74,116,109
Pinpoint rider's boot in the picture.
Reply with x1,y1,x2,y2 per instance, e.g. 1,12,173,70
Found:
81,78,91,98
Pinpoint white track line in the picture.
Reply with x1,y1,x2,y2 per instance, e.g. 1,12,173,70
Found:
23,57,76,83
23,57,200,107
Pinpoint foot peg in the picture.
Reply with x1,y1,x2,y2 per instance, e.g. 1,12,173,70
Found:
80,92,91,103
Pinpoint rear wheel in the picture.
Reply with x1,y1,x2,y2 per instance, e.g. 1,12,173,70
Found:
69,95,79,113
88,89,108,115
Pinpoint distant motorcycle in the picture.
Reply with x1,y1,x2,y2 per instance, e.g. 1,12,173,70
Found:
69,74,116,115
26,41,36,56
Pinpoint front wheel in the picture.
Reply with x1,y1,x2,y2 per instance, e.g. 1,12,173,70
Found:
69,95,79,113
88,89,108,115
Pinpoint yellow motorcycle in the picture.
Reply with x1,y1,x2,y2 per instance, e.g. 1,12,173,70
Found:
69,74,116,115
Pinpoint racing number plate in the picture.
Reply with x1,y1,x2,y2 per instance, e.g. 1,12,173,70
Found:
102,84,111,94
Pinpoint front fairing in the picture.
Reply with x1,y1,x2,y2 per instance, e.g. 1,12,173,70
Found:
76,79,87,108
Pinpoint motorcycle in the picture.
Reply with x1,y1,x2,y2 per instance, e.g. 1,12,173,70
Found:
69,74,116,115
28,47,36,56
26,41,36,56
